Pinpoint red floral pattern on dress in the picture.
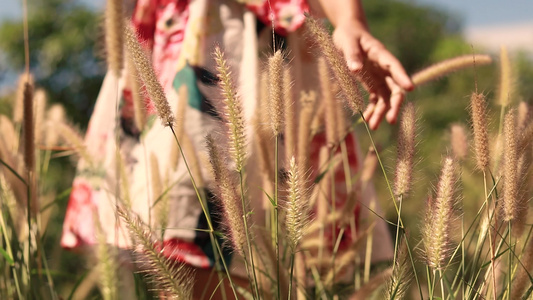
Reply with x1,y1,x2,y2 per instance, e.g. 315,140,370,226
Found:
61,179,97,249
246,0,309,35
155,238,211,268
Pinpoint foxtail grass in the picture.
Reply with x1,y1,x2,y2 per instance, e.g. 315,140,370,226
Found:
450,123,468,160
394,102,416,197
318,57,338,146
469,92,490,171
423,157,458,270
304,16,364,114
297,90,317,176
213,46,247,173
283,68,296,161
23,81,34,174
127,52,146,132
205,135,247,255
498,46,513,107
56,122,93,164
411,54,492,86
33,89,46,146
502,109,518,222
268,50,284,137
13,73,34,124
105,0,123,76
95,217,118,300
385,239,412,299
511,235,533,299
285,157,310,250
44,104,65,148
124,24,174,127
117,207,194,299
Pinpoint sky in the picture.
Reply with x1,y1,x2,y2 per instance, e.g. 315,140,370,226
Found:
1,0,532,52
411,0,533,53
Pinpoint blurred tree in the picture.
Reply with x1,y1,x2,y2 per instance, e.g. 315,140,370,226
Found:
364,0,462,73
0,1,104,297
0,0,104,128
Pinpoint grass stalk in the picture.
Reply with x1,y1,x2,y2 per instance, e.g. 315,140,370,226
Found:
238,172,260,298
508,221,512,300
274,135,280,300
288,253,295,300
363,199,375,284
359,111,424,298
439,269,445,299
329,150,337,286
169,127,238,298
359,112,402,225
485,171,497,300
25,171,32,297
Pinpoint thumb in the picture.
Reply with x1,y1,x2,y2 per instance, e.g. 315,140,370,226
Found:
342,39,364,72
333,29,364,72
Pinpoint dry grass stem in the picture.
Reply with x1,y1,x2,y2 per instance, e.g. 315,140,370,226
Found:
469,92,490,170
181,133,204,189
168,86,188,171
213,46,247,172
95,217,118,300
175,85,188,143
517,101,530,130
295,252,307,300
150,153,167,231
57,122,93,164
450,123,468,160
45,104,65,148
33,89,47,146
297,90,317,177
394,102,416,197
333,84,347,141
315,147,331,225
283,68,296,161
124,24,174,126
128,52,146,132
411,54,492,86
0,115,17,160
351,268,393,300
105,0,124,76
206,135,247,255
498,46,513,107
258,71,271,133
318,57,338,146
511,237,533,299
322,225,373,286
253,121,274,181
305,16,364,113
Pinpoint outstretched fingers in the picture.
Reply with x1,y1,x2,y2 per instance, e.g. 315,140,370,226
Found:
362,36,414,91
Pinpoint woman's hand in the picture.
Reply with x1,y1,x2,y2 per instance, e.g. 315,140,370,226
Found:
332,19,414,130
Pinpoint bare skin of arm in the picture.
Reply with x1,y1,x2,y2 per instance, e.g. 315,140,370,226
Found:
309,0,415,130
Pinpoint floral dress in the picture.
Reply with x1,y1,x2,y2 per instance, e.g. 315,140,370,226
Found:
61,0,392,272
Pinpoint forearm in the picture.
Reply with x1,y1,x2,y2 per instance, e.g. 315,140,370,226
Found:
308,0,368,29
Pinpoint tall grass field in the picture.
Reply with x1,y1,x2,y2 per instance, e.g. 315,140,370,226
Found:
1,0,533,299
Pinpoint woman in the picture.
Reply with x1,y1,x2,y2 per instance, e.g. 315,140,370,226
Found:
61,0,413,297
